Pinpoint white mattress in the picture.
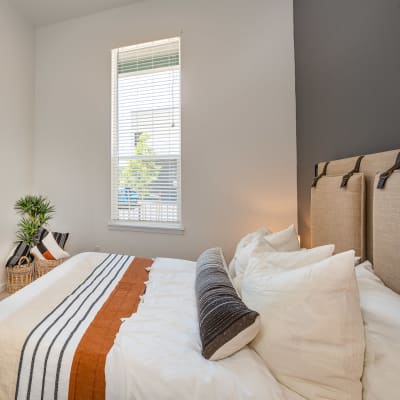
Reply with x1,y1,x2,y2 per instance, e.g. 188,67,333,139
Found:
106,257,303,400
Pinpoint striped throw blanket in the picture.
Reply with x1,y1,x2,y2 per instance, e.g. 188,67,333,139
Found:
0,252,152,400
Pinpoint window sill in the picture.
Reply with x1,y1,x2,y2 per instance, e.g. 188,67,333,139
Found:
108,220,185,235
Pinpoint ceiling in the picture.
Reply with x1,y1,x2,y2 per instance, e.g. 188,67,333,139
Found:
9,0,142,26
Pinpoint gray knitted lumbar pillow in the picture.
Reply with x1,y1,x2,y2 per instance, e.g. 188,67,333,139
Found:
195,247,260,361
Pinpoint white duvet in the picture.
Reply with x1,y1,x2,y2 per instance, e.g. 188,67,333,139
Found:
0,253,301,400
106,257,302,400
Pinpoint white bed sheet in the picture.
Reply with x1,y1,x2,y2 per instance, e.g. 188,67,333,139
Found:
106,257,303,400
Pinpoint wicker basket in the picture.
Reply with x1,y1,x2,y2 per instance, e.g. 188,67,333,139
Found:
35,257,68,279
7,256,35,294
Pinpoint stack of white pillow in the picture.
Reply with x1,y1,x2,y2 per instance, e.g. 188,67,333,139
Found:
229,225,366,400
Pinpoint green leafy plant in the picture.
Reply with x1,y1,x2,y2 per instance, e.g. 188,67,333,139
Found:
120,132,161,200
14,195,55,248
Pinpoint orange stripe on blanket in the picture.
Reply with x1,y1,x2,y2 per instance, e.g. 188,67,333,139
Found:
68,257,153,400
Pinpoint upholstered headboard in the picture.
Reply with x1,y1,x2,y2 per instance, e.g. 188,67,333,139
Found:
312,149,400,293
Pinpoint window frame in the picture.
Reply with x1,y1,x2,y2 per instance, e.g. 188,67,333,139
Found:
109,38,183,233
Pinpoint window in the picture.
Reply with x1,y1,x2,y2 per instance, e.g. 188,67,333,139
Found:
111,37,182,230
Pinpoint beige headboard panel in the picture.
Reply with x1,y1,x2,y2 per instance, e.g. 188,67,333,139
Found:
316,149,400,263
311,173,365,258
373,171,400,293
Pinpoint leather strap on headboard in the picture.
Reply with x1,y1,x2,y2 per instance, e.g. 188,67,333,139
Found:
341,156,364,188
312,161,329,188
376,152,400,189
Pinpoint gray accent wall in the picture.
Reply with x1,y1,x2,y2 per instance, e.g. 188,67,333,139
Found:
294,0,400,247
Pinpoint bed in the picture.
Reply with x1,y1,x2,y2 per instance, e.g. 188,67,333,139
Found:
0,253,302,400
0,149,399,400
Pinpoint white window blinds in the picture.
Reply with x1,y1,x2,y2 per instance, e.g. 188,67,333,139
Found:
111,37,182,228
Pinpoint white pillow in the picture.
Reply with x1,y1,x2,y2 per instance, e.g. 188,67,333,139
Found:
235,227,272,254
229,225,300,282
232,238,277,289
265,224,300,251
228,228,273,278
245,244,335,278
241,251,365,400
356,262,400,400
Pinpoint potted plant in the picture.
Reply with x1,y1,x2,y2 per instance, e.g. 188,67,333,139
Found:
6,195,55,294
14,195,55,251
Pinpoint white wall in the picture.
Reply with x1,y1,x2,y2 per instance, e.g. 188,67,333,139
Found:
0,0,34,286
34,0,297,261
